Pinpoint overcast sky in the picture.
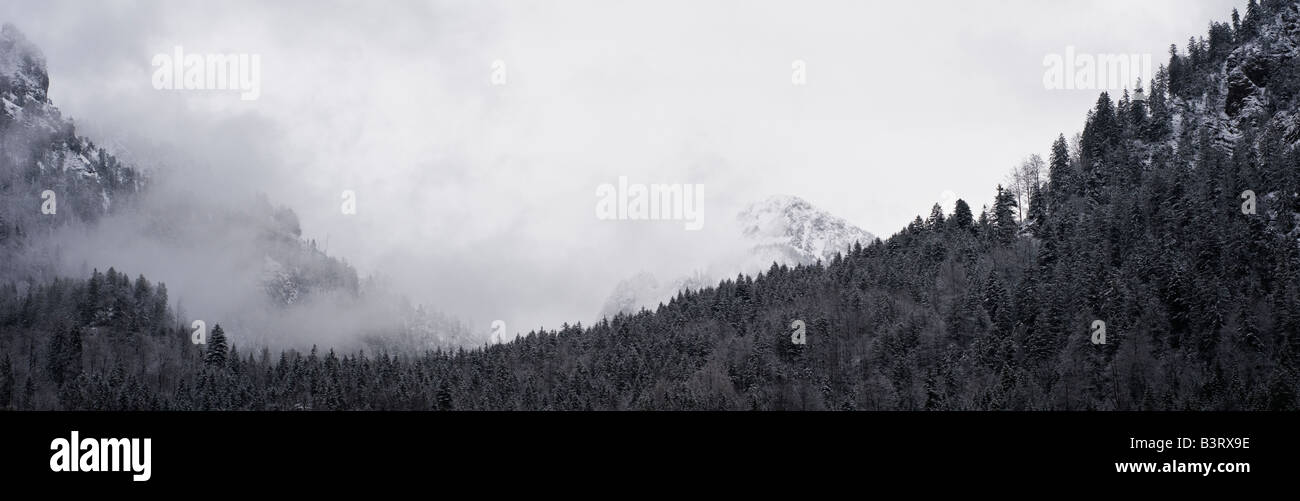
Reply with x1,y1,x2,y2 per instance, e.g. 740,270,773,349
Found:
2,0,1244,336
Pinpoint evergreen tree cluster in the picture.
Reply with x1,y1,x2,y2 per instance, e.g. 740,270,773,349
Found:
2,2,1300,410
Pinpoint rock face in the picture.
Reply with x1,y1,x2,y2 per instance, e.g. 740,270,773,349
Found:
1,23,143,246
599,195,873,319
1218,6,1299,121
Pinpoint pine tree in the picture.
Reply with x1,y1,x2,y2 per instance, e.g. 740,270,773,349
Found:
1081,93,1119,198
926,203,946,230
1127,82,1147,131
206,324,228,368
1167,44,1185,98
1026,181,1047,235
81,268,101,324
951,199,973,230
1243,0,1260,36
1145,66,1172,140
982,274,1013,336
992,185,1019,243
1047,134,1072,209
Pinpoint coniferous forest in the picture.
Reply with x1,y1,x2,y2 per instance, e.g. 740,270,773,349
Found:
3,1,1300,410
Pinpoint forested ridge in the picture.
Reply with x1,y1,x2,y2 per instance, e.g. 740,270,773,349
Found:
3,1,1300,410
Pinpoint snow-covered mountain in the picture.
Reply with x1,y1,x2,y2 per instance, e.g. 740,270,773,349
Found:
599,195,874,318
738,195,876,266
1,23,143,229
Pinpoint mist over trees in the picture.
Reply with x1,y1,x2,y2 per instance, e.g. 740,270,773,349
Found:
1,22,480,354
2,2,1300,410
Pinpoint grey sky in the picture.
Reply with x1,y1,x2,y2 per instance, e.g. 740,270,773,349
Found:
1,0,1244,338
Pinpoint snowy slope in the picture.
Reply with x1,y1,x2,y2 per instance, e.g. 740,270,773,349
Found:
738,195,876,266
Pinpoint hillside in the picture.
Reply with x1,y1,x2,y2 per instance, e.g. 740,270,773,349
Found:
2,2,1300,410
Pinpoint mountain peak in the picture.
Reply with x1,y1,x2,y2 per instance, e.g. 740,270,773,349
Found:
738,194,873,264
0,23,49,104
599,195,875,319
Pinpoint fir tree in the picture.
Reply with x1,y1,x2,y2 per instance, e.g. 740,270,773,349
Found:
992,185,1018,243
1026,181,1047,235
951,199,974,230
926,203,946,229
206,324,229,368
1047,134,1072,208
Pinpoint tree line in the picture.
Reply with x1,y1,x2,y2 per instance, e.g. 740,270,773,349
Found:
1,0,1299,410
